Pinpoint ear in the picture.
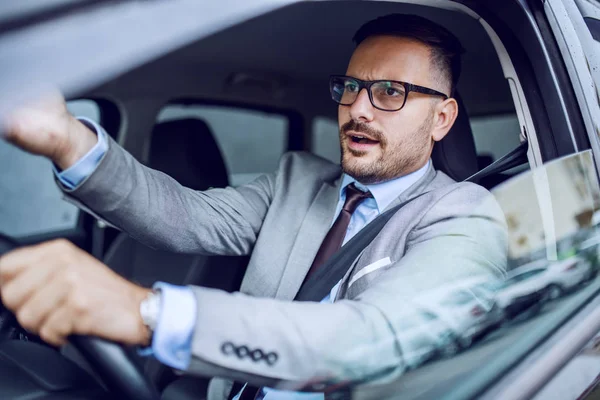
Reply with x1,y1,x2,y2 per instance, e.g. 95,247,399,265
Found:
431,98,459,142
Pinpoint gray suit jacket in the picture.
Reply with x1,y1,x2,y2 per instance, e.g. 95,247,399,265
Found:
61,136,507,399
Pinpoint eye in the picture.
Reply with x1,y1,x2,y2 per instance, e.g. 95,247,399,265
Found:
384,87,402,97
344,82,359,92
373,82,405,98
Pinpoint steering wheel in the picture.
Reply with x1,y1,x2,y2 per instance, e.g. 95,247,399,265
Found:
0,233,161,400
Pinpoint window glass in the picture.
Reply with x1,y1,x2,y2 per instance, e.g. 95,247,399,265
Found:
0,99,101,238
66,99,101,122
470,114,522,162
348,151,600,400
157,104,288,186
312,117,340,164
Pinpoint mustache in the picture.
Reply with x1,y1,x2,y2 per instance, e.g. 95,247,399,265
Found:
340,120,385,143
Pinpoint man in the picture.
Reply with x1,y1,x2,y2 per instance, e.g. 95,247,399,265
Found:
0,14,507,399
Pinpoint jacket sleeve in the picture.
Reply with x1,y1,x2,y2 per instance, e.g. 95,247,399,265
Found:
58,134,276,256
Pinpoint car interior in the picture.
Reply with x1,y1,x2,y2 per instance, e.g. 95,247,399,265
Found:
0,0,589,399
90,0,528,295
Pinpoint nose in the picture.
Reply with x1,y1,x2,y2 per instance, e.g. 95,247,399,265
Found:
349,88,375,123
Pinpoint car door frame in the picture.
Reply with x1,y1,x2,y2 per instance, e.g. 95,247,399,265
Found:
543,0,600,176
451,0,591,163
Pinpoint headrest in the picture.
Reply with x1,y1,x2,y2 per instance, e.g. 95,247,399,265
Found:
149,118,229,190
431,93,478,181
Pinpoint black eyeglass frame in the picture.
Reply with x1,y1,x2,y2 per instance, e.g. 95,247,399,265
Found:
329,75,449,112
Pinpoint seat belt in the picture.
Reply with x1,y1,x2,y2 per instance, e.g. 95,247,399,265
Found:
466,140,528,183
294,191,429,302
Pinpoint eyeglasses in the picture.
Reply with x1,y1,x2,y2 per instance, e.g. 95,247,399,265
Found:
329,75,448,112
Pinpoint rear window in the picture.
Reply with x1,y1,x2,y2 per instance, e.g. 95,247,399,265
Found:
0,99,105,239
312,117,340,164
157,104,288,186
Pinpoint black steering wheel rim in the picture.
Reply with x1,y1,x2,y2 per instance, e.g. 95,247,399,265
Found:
69,336,161,400
0,234,160,400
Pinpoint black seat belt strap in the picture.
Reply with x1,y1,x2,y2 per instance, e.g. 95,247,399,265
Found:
294,191,430,302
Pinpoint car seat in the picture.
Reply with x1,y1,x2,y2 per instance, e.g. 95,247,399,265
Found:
431,93,478,181
104,118,247,290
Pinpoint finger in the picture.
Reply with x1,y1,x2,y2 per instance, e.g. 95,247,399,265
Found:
0,247,37,285
15,275,69,334
0,240,62,285
38,305,72,347
0,259,59,311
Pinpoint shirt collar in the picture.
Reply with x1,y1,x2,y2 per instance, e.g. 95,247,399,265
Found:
340,160,431,213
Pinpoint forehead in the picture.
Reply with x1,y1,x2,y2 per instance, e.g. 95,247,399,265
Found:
346,35,433,84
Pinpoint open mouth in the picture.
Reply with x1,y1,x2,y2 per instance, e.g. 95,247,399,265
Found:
351,135,378,144
348,133,379,145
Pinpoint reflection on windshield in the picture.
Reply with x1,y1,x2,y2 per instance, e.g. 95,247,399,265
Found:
348,151,600,400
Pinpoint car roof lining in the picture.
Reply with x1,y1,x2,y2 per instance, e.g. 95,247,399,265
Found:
94,1,516,119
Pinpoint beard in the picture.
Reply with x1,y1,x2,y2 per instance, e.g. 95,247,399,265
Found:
339,113,434,184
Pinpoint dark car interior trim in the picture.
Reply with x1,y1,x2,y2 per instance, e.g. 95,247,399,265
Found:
526,0,591,153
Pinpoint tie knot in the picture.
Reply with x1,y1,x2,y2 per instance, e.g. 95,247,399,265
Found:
343,183,373,214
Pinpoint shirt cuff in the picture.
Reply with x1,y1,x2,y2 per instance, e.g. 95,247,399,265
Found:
53,117,108,190
149,282,198,371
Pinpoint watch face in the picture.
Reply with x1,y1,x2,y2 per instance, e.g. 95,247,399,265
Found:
141,291,162,330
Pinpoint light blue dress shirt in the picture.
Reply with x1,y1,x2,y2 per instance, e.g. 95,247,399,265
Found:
55,118,429,399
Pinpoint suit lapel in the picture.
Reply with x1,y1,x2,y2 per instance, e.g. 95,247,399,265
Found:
336,165,439,299
274,176,343,300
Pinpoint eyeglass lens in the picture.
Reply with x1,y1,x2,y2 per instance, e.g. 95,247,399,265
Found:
330,77,406,111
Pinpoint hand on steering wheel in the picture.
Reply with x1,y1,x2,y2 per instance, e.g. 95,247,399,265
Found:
0,234,160,400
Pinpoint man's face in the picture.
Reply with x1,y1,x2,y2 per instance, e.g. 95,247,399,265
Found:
338,35,446,184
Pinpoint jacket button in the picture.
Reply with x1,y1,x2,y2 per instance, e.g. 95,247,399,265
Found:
221,342,236,355
265,352,278,365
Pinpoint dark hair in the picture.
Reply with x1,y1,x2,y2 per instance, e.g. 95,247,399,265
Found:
353,14,464,95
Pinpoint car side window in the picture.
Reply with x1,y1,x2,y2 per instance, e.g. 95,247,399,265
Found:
470,114,522,164
157,104,288,186
0,99,102,239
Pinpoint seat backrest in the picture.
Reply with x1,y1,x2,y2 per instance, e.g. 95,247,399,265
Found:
104,117,234,285
102,117,247,390
149,118,229,190
431,94,478,182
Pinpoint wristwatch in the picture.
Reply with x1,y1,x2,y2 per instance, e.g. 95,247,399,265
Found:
140,289,163,339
